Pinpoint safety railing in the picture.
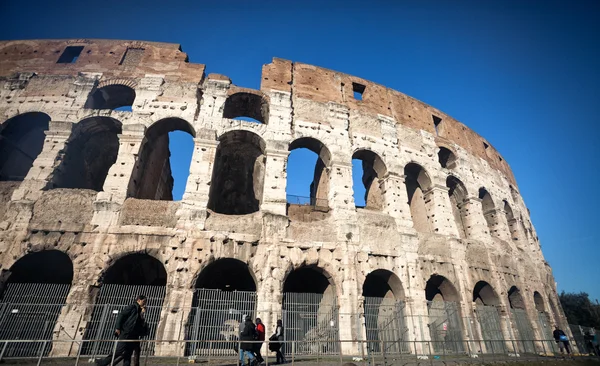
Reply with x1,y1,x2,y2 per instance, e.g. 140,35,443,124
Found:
286,194,329,210
0,338,597,365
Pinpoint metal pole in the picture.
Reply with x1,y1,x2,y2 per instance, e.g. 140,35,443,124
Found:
291,341,295,366
144,340,150,366
110,338,118,365
36,340,46,366
75,338,84,366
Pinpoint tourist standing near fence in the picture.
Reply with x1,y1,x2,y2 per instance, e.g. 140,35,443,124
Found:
239,316,257,366
553,326,571,355
254,318,265,363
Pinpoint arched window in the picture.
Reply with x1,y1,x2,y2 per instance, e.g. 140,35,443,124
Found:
425,275,464,353
503,200,516,240
404,163,432,232
479,187,496,235
84,84,136,111
0,112,50,181
223,92,269,124
287,137,331,210
128,118,195,201
48,117,121,191
363,270,407,353
447,176,468,238
508,286,536,353
473,281,503,352
283,266,338,354
352,149,387,210
0,250,73,357
83,253,167,356
207,130,266,214
187,258,257,356
438,147,458,169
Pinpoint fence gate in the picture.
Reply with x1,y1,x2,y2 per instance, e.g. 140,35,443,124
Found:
185,289,257,357
81,284,166,358
0,283,70,358
510,308,535,354
364,297,408,355
283,292,339,355
427,301,464,354
476,304,505,353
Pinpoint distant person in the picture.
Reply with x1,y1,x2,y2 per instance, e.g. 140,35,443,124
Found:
552,326,571,355
96,295,149,366
254,318,265,363
239,316,257,366
274,319,286,364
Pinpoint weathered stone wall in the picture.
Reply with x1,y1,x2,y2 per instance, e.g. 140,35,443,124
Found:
0,39,567,356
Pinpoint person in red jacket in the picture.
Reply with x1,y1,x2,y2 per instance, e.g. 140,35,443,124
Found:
254,318,265,363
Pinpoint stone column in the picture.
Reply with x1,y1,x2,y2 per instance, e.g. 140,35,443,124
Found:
460,197,489,241
380,173,415,230
507,217,526,245
328,161,359,242
11,121,73,203
483,208,506,240
493,209,512,242
260,148,288,216
91,124,145,226
154,286,195,356
422,185,459,237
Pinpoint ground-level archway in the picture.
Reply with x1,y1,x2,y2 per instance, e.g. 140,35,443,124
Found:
362,270,407,354
425,275,464,353
473,281,505,353
82,253,167,358
283,266,338,355
186,258,257,357
0,250,73,357
508,286,536,354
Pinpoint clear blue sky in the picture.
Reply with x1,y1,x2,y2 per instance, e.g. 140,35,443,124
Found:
1,0,599,300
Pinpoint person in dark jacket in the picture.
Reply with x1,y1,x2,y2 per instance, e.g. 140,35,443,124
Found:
96,295,149,366
239,316,257,366
552,326,571,355
274,319,285,364
254,318,265,363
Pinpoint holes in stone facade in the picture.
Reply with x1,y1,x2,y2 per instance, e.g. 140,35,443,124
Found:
352,82,365,101
223,92,269,124
101,253,167,286
47,117,121,191
473,281,500,306
352,149,386,210
287,137,331,211
404,163,432,232
438,147,457,169
447,176,468,239
195,258,256,292
5,250,73,285
0,112,50,181
207,130,266,214
84,84,136,110
129,118,195,201
56,46,83,64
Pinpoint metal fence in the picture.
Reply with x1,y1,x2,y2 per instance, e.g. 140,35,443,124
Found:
286,195,328,210
364,298,408,354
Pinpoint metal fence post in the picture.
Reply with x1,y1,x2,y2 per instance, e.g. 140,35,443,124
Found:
36,340,46,366
110,338,118,365
291,340,295,366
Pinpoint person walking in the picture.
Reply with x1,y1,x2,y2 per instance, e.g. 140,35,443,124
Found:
239,316,257,366
274,319,286,364
254,318,265,363
552,326,571,356
584,331,598,356
96,295,149,366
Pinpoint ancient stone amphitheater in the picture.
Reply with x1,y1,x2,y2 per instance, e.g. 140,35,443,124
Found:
0,39,569,359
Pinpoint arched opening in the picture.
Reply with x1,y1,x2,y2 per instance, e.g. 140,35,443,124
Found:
533,291,553,346
129,118,195,201
479,188,496,235
404,163,432,232
503,200,516,240
47,117,121,191
286,138,331,213
0,250,73,357
362,270,407,354
207,130,266,215
84,84,136,111
223,92,269,124
473,281,504,352
446,176,468,238
283,266,338,355
186,259,257,357
425,275,464,353
0,112,50,181
352,150,386,210
508,286,535,354
82,254,167,357
438,147,458,169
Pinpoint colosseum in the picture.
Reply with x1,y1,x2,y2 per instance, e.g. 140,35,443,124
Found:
0,39,570,360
